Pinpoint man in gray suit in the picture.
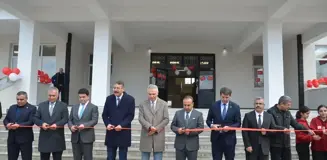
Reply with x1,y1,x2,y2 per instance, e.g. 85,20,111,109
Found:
138,84,169,160
34,87,69,160
171,96,204,160
68,88,99,160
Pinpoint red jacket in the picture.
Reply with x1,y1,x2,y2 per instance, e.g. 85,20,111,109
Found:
295,119,312,144
310,116,327,151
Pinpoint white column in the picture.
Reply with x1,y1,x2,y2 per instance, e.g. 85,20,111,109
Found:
91,21,112,106
17,20,40,105
263,21,284,108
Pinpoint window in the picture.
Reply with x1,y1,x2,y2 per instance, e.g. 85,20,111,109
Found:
315,45,327,78
184,78,195,84
253,55,264,88
10,44,57,77
88,53,113,86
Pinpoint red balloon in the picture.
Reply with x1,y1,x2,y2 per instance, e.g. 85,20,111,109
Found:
44,74,49,79
313,82,319,88
2,67,12,76
307,83,312,88
312,79,319,85
12,68,20,75
171,65,176,71
318,78,325,83
151,67,156,73
188,65,195,71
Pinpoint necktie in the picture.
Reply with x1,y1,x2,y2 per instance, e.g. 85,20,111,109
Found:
117,97,121,106
258,114,262,128
151,101,155,110
79,104,85,119
49,102,54,116
185,112,190,126
222,104,227,119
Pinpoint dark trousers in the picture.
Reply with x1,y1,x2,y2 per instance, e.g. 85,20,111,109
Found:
72,142,93,160
40,151,63,160
270,147,291,160
107,146,128,160
211,138,235,160
8,142,32,160
175,149,198,160
312,151,327,160
55,85,65,102
296,143,310,160
246,145,268,160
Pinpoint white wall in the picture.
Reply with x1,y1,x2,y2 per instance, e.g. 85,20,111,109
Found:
111,42,264,107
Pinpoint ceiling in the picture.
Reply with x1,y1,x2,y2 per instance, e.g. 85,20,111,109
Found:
0,0,326,51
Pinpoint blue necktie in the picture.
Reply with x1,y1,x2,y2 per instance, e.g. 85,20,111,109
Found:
79,104,85,119
222,104,227,119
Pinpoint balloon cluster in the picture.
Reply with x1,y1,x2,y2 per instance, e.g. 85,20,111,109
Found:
306,77,327,88
1,67,21,82
38,70,52,84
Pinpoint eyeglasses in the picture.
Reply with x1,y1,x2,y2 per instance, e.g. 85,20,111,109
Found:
255,103,264,105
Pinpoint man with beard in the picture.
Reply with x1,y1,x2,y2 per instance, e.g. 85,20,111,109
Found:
267,95,315,160
242,97,284,160
102,80,135,160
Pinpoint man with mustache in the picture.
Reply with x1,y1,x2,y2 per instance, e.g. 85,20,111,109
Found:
242,97,284,160
102,80,135,160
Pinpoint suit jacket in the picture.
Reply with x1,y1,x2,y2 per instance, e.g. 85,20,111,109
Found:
206,100,241,145
34,100,69,152
102,92,135,147
171,109,204,151
3,103,36,144
68,102,99,143
242,111,284,156
138,98,169,152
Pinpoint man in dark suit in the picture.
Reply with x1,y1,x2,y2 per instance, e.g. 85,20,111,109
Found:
242,97,284,160
68,88,99,160
34,87,69,160
171,96,204,160
3,91,36,160
102,80,135,160
206,87,241,160
51,68,66,102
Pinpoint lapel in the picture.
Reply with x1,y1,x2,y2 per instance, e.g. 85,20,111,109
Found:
51,101,59,117
153,99,160,114
179,111,186,128
225,102,232,119
217,101,222,120
262,112,269,128
250,111,259,128
74,104,80,119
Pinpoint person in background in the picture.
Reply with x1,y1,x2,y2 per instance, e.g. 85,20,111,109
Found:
267,96,315,160
3,91,36,160
68,88,99,160
102,80,135,160
310,105,327,160
206,87,241,160
295,106,321,160
242,97,284,160
171,95,204,160
34,87,69,160
51,68,65,102
138,84,169,160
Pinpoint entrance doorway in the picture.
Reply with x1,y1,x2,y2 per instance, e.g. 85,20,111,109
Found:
150,54,215,108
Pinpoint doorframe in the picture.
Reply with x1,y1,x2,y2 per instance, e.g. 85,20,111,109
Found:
150,53,216,107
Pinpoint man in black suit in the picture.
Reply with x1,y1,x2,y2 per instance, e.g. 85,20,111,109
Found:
242,97,284,160
3,91,36,160
206,87,241,160
34,87,69,160
102,80,135,160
